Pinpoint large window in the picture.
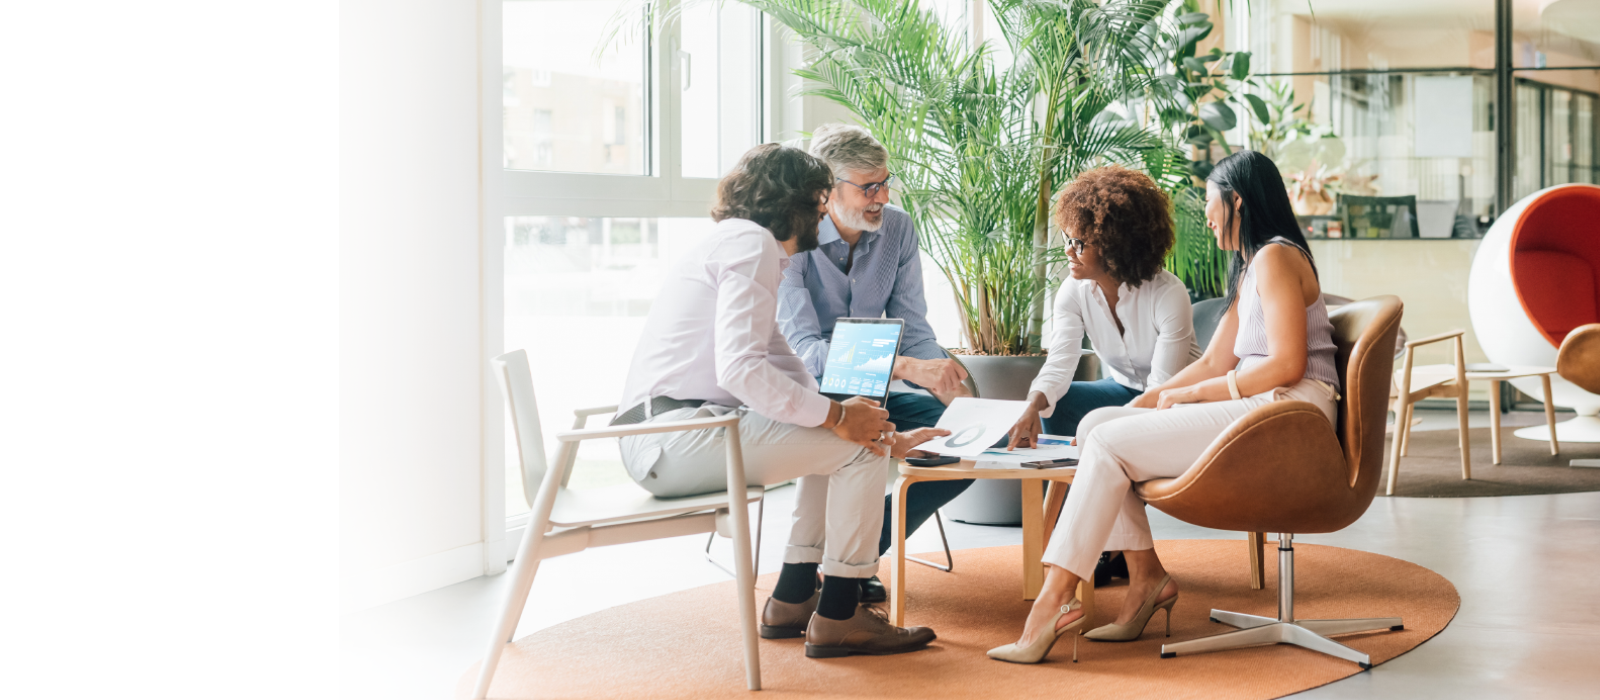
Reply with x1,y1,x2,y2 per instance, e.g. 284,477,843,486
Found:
1235,0,1599,238
497,1,766,521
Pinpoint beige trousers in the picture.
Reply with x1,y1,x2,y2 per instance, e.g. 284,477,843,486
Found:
620,404,892,578
1041,378,1339,580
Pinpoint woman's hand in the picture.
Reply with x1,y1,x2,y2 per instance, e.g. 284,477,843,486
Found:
1157,386,1204,409
1127,391,1159,409
888,427,952,460
1006,408,1043,450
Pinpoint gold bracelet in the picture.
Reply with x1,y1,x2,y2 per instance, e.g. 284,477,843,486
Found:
1226,370,1242,401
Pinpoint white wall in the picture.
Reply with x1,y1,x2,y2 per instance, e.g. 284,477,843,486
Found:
340,0,488,611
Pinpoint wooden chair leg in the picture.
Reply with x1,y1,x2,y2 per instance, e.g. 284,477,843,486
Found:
1247,531,1265,590
1488,379,1503,465
1399,402,1416,456
1457,388,1472,480
1542,374,1562,455
1386,401,1406,496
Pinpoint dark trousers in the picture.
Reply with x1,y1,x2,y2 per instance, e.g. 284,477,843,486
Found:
876,392,973,556
1039,378,1143,437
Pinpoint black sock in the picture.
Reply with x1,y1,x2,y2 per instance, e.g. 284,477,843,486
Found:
773,562,819,604
816,575,862,620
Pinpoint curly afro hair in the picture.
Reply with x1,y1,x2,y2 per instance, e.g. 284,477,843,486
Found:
711,143,833,243
1053,165,1175,288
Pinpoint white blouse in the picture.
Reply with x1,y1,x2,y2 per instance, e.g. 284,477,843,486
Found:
1028,271,1200,418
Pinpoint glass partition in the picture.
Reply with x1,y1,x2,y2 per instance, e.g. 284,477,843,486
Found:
501,216,716,516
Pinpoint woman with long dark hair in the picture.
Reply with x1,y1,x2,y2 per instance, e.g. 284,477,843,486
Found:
989,150,1341,664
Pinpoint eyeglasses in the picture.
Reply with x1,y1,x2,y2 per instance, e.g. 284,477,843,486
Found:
1065,236,1088,253
835,174,898,198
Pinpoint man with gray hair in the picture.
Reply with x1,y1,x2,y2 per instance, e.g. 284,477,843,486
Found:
777,123,975,604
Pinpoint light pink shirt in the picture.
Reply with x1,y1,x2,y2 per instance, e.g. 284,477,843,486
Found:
619,218,832,427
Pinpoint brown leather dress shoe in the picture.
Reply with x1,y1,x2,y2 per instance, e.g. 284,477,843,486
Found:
803,606,936,658
760,592,818,639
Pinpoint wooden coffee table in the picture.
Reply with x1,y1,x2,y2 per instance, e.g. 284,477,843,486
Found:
887,459,1092,628
1406,364,1561,464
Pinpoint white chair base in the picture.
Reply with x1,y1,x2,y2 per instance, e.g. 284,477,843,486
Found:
1159,534,1401,669
1515,412,1600,443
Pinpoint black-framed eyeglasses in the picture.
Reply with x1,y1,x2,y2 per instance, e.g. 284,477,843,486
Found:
1065,236,1088,253
835,174,897,198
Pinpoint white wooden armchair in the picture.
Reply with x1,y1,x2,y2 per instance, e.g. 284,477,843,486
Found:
470,350,764,698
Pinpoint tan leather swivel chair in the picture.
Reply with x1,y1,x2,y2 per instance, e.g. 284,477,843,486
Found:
1558,323,1600,395
1136,296,1405,668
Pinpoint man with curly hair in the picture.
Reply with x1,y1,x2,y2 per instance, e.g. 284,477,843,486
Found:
615,143,946,659
777,124,975,605
1003,164,1201,584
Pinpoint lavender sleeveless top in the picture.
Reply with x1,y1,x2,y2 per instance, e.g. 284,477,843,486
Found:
1232,237,1341,390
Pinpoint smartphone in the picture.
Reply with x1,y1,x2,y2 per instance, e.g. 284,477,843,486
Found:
905,454,961,467
1021,458,1078,469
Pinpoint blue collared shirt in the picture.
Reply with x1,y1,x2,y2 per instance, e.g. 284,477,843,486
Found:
777,205,946,380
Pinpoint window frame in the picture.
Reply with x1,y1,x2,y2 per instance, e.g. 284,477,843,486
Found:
483,1,774,568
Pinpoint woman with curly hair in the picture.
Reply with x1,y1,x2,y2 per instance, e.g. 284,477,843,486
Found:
1005,164,1199,449
990,151,1341,665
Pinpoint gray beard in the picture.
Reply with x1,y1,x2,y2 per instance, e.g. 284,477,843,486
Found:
831,203,884,233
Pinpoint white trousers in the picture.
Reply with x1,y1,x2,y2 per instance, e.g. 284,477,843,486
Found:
1041,378,1339,580
619,405,892,578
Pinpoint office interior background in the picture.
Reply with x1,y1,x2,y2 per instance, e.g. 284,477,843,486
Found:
5,1,1599,699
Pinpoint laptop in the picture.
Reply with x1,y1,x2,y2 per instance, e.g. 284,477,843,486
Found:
818,318,905,403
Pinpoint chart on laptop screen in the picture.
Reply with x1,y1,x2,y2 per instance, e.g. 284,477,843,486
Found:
820,321,901,397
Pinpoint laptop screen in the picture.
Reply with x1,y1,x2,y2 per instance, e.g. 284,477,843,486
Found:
819,318,904,401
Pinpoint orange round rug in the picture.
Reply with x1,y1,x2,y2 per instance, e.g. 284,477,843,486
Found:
457,539,1459,699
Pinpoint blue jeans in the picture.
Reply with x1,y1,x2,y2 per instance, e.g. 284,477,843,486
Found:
1040,378,1143,437
876,392,973,556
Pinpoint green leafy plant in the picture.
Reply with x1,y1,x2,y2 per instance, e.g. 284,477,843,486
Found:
726,0,1206,354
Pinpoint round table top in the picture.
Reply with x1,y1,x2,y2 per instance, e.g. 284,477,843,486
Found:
898,459,1077,481
1408,363,1556,381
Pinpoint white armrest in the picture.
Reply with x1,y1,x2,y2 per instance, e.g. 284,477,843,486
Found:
571,404,620,430
556,413,739,442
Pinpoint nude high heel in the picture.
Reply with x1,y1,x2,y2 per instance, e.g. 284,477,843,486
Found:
1085,574,1178,642
987,599,1086,664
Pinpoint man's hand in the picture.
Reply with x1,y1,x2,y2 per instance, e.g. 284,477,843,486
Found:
831,396,898,456
887,427,952,460
893,356,969,396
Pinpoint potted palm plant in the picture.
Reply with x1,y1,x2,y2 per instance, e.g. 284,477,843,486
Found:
747,0,1187,369
721,0,1218,523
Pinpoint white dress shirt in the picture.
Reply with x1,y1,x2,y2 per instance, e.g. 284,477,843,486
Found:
1029,270,1199,418
618,218,831,428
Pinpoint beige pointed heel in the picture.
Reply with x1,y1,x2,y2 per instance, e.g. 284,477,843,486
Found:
1085,574,1178,642
987,599,1086,664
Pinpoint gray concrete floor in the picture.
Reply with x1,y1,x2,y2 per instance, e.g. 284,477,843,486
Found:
342,407,1600,699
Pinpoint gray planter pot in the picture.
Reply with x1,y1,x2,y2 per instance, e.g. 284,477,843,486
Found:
940,351,1099,526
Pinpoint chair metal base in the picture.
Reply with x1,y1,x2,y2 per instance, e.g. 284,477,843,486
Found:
1160,611,1402,668
1159,533,1402,668
905,510,954,572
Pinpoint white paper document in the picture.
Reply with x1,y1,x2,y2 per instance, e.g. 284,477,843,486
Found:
921,397,1030,457
973,435,1080,470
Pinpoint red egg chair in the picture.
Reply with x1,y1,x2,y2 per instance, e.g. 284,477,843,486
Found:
1468,184,1600,442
